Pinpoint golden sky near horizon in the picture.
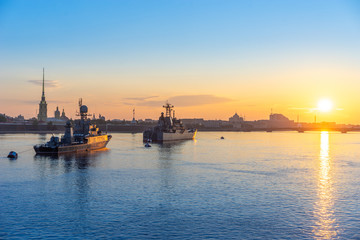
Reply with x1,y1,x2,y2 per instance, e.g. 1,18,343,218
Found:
1,60,358,124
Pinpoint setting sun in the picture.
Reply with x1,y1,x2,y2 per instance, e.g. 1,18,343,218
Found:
317,99,333,112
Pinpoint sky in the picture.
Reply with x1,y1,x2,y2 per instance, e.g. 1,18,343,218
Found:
0,0,360,123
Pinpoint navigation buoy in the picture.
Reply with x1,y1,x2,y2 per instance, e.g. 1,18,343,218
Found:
220,136,225,139
7,151,18,159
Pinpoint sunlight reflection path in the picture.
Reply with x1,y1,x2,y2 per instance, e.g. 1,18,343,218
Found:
313,131,338,239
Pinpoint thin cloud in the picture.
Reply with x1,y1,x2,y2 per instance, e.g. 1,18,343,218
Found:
27,80,60,88
122,102,133,106
136,100,167,107
169,95,233,107
123,96,159,101
126,94,233,107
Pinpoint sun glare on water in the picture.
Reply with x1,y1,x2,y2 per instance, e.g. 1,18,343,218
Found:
317,99,333,112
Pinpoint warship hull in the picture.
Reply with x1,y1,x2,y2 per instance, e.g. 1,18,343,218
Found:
34,135,112,155
143,102,197,143
143,129,197,142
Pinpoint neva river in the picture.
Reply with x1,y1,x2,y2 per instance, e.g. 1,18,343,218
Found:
1,132,360,239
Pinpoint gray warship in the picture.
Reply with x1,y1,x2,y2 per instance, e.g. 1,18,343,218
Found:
143,103,197,142
34,99,112,154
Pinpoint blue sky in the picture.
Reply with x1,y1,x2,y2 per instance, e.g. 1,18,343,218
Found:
1,0,360,121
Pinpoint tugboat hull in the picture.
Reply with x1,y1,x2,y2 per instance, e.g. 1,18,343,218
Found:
34,136,112,155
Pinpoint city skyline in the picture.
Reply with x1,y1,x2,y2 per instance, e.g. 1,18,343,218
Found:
1,0,360,123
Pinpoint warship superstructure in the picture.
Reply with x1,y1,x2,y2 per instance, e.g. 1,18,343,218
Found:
34,99,112,154
143,103,197,142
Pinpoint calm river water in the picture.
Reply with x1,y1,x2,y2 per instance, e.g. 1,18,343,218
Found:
1,132,360,239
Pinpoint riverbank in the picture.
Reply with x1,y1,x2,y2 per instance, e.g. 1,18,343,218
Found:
1,122,358,134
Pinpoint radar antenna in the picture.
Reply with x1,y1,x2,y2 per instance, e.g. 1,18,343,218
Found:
76,98,92,120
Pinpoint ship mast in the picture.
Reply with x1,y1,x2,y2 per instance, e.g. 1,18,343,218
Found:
163,102,174,118
77,98,89,120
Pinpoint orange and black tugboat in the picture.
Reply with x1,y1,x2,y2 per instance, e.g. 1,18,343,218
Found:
34,99,112,154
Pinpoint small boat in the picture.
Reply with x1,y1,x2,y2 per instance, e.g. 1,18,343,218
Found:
7,151,18,159
145,142,152,148
220,136,225,139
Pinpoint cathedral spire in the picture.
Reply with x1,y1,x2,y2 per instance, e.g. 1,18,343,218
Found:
41,68,45,101
38,68,47,121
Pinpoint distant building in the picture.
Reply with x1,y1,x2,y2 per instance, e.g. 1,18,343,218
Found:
48,106,68,123
144,118,156,123
203,120,224,128
268,113,295,128
181,118,204,126
14,115,25,122
99,114,105,121
46,106,68,124
37,68,47,122
249,120,269,129
229,113,244,128
91,113,105,121
46,117,67,124
54,106,61,119
0,113,7,122
269,113,289,121
229,113,243,122
61,108,68,120
111,119,123,123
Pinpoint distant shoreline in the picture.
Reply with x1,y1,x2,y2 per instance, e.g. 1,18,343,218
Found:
0,130,65,134
1,128,359,134
0,122,358,134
